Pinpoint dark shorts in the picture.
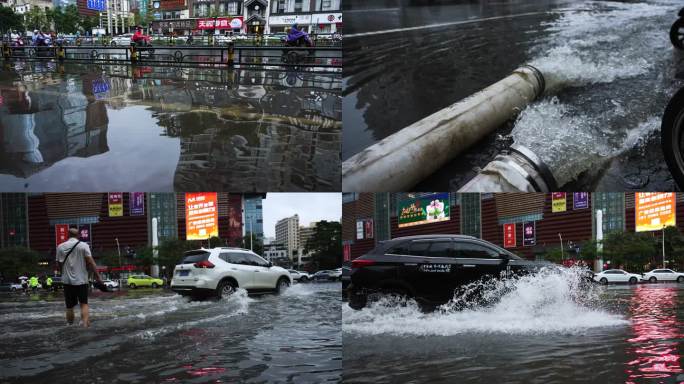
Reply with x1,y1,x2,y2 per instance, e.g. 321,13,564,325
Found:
63,284,89,308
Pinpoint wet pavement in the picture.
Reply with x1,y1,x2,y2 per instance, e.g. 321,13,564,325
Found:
342,268,684,383
0,283,341,383
0,61,341,192
343,0,683,191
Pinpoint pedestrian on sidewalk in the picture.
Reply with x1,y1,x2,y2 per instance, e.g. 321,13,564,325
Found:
56,228,104,327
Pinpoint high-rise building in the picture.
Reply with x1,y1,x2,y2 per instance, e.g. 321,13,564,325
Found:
299,221,317,251
243,194,265,241
275,214,299,260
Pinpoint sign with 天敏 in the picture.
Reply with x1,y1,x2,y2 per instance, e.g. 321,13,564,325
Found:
197,17,243,30
503,223,516,248
552,192,566,213
185,192,218,240
398,193,450,228
523,221,536,246
130,192,145,216
573,192,588,210
635,192,676,232
55,224,69,247
108,193,123,217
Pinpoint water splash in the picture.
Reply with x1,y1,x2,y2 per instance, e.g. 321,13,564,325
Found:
343,266,627,336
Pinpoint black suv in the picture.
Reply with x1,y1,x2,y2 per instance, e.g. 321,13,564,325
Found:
348,234,545,310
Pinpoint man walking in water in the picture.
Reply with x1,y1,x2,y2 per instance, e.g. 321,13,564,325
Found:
56,228,103,327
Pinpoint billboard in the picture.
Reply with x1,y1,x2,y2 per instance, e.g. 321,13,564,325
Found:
78,224,91,244
573,192,589,210
552,192,566,213
635,192,676,232
130,192,145,216
108,193,123,217
398,193,450,228
86,0,106,11
523,222,536,246
503,223,516,248
185,192,218,240
55,224,70,247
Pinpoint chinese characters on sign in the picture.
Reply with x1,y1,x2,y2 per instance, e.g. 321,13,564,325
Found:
55,224,69,247
130,192,145,216
573,192,588,210
108,192,123,217
523,222,536,246
552,192,566,213
185,192,218,240
197,17,243,30
635,192,676,232
86,0,106,11
504,223,516,248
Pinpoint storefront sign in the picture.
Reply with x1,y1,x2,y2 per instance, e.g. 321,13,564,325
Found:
364,219,374,239
523,221,536,246
311,13,342,24
86,0,106,11
78,224,91,244
130,192,145,216
185,192,218,240
197,17,243,30
108,193,123,217
398,193,450,228
55,224,69,247
152,19,196,30
268,14,312,26
573,192,588,209
552,192,566,213
343,243,351,262
503,223,516,248
356,220,364,240
635,192,676,232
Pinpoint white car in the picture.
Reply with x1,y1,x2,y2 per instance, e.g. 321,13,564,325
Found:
330,268,342,280
171,247,291,299
642,269,684,283
593,269,642,284
288,270,311,282
103,279,119,289
109,33,132,46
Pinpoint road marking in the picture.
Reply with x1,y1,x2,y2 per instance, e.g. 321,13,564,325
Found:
346,11,551,38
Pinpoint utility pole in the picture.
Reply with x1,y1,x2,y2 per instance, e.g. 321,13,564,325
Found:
558,233,564,261
663,226,666,268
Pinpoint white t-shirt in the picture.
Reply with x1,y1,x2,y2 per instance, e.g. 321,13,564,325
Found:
56,238,91,285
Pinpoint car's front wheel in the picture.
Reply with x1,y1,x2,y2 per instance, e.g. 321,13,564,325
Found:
300,276,308,282
276,277,290,294
600,278,608,285
129,283,136,289
649,276,657,283
152,283,158,288
629,277,637,284
216,279,237,299
678,276,684,283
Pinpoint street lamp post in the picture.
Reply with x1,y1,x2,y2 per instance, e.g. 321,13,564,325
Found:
115,237,121,280
249,216,254,252
663,226,666,268
558,233,564,261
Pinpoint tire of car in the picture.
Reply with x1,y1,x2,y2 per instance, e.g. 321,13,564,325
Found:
110,41,116,46
276,277,290,294
661,87,684,189
300,276,308,282
629,277,637,284
151,283,158,288
678,276,684,283
600,278,608,285
216,279,237,299
670,18,684,50
129,283,136,289
649,276,657,283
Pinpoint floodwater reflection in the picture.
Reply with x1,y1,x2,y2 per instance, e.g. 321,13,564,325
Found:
0,61,341,191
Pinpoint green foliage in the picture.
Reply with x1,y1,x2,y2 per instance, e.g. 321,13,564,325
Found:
50,5,80,34
24,7,50,32
241,232,263,256
601,231,658,272
0,247,41,280
0,6,23,33
304,221,342,270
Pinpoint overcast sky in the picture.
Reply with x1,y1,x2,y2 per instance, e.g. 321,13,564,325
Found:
262,193,341,238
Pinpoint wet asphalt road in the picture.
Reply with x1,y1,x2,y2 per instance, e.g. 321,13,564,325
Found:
0,283,341,383
343,0,683,191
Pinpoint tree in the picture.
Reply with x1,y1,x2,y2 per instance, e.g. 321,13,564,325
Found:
304,221,342,270
601,231,657,272
50,5,80,34
79,15,100,35
242,232,263,256
0,6,23,34
0,247,41,281
24,7,50,32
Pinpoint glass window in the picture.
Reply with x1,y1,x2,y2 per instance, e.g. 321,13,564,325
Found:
244,253,269,267
409,241,430,256
592,192,625,238
374,193,390,242
460,193,481,238
227,1,238,14
149,193,177,242
224,252,248,265
388,242,410,255
180,251,210,264
1,193,28,248
455,242,499,259
427,241,453,258
294,0,303,12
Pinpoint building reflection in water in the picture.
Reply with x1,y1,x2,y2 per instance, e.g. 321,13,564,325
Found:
0,62,341,191
0,62,109,179
626,286,684,382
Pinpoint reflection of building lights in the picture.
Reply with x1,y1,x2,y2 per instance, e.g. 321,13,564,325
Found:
38,262,49,266
626,286,683,381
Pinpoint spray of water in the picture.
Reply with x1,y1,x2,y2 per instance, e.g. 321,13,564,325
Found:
343,266,627,336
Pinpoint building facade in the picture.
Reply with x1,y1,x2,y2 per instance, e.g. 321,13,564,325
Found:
243,194,264,241
268,0,341,33
343,192,684,265
275,213,299,260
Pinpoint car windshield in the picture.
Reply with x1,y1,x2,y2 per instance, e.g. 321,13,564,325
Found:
179,250,210,264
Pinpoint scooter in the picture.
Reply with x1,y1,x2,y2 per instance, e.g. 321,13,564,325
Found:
671,7,684,49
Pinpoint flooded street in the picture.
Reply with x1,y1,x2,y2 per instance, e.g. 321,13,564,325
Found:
343,0,683,191
0,283,341,383
343,269,684,383
0,62,341,192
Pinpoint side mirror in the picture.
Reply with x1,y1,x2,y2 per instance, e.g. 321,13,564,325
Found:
267,262,273,268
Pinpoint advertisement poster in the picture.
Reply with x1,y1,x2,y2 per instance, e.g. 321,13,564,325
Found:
523,222,536,246
55,224,69,247
364,219,374,239
185,192,218,240
78,224,91,244
343,243,351,262
108,192,123,217
504,223,516,248
130,192,145,216
356,220,364,240
552,192,566,213
573,192,589,210
398,193,450,228
635,192,676,232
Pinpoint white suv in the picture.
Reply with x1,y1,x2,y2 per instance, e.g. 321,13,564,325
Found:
171,247,291,299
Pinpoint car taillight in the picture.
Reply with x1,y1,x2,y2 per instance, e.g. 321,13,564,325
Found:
194,260,215,269
352,259,375,269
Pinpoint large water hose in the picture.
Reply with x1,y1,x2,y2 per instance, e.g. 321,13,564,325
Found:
342,65,546,192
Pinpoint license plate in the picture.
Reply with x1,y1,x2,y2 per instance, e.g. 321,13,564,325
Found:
419,264,451,273
179,270,189,277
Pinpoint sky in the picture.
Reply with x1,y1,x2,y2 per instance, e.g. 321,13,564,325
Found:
262,193,341,238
